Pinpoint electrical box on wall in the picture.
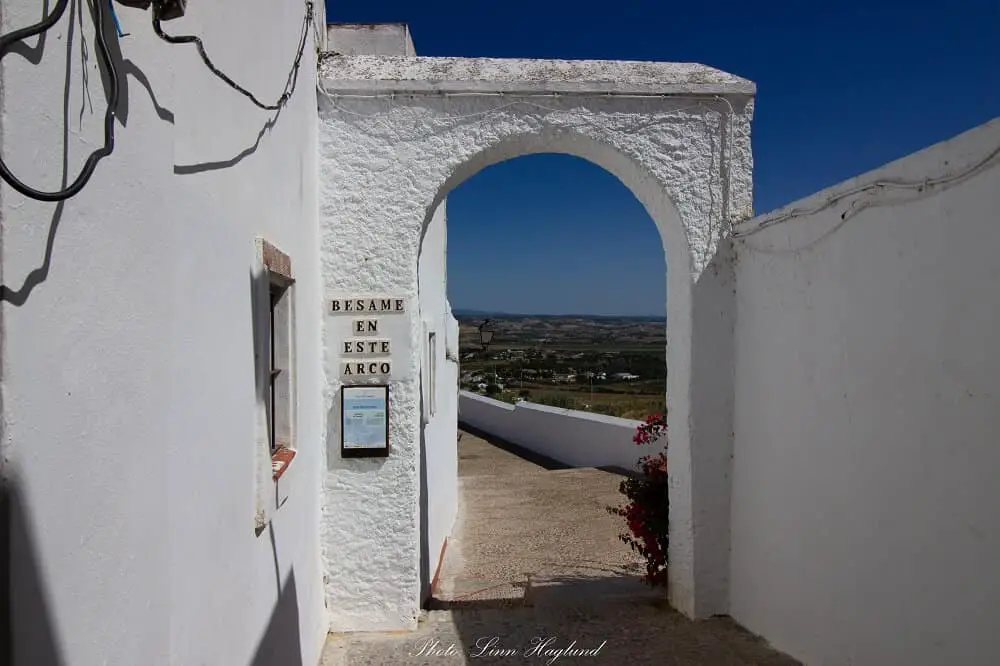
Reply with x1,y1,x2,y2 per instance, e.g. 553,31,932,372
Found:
115,0,187,20
155,0,187,20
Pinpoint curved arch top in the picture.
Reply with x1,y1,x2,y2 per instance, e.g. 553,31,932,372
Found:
319,82,754,281
421,128,693,283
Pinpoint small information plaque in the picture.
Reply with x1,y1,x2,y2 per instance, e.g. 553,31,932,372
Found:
341,385,390,458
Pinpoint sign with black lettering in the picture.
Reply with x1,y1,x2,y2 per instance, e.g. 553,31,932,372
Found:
326,293,411,383
341,361,393,377
342,339,392,356
352,319,379,335
330,298,405,315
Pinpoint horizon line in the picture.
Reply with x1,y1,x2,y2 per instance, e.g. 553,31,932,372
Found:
452,308,665,319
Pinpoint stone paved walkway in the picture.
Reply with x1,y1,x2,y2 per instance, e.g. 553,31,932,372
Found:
321,428,801,665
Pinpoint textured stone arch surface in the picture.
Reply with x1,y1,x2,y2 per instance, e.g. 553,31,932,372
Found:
318,91,752,631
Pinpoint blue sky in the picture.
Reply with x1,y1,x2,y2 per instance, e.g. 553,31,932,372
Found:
327,0,999,316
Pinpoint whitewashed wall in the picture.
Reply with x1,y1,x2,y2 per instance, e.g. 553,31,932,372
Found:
730,117,1000,666
318,62,754,625
0,2,327,665
458,391,644,472
327,23,416,56
418,201,459,599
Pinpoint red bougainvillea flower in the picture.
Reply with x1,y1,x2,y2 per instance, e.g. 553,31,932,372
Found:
634,412,667,446
607,411,670,589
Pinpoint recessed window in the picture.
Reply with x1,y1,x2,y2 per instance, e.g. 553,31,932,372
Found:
427,331,437,417
255,238,296,482
268,280,292,452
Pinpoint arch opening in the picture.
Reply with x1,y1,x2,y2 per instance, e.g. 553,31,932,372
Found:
414,130,697,615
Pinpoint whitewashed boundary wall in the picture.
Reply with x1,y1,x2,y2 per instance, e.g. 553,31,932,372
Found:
729,117,1000,666
458,391,645,472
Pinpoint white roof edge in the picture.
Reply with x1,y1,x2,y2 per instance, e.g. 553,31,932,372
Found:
734,115,1000,233
318,55,756,97
320,79,755,96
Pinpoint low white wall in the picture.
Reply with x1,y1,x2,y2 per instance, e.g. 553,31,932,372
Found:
730,117,1000,666
458,391,645,472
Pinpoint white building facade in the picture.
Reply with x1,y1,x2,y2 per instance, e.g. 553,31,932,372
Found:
1,2,330,665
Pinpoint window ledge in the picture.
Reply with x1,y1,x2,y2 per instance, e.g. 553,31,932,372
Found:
271,446,297,481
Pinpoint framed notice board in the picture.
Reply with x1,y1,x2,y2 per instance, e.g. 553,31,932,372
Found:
341,384,390,458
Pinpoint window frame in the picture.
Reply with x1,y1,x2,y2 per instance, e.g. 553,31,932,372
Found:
427,330,437,418
266,276,294,453
254,238,297,533
255,239,296,485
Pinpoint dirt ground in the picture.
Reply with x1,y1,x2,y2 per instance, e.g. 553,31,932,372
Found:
321,430,801,666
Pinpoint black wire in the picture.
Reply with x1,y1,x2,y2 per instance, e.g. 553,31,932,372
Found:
152,0,314,112
0,0,120,203
0,0,312,202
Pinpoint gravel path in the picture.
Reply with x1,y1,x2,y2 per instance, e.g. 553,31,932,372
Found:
321,429,801,666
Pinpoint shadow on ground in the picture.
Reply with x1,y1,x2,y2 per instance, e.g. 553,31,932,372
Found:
442,602,799,666
324,590,802,665
431,573,800,665
322,429,800,665
456,423,571,471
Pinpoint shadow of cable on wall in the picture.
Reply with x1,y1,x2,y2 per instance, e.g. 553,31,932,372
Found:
0,0,173,306
173,108,286,175
170,0,314,175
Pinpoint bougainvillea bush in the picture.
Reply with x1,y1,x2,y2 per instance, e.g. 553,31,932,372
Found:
606,412,669,587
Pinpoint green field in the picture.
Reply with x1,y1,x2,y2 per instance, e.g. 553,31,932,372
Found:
462,369,666,420
488,386,664,420
457,318,666,419
471,342,665,353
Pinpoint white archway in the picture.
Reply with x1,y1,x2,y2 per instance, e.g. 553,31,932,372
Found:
317,55,754,632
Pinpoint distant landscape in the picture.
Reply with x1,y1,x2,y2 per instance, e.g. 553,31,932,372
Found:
452,308,664,322
455,312,666,420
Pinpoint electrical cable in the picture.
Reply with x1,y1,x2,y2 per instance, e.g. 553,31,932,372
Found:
319,88,724,124
0,0,120,202
152,0,314,112
731,142,1000,240
108,0,128,38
